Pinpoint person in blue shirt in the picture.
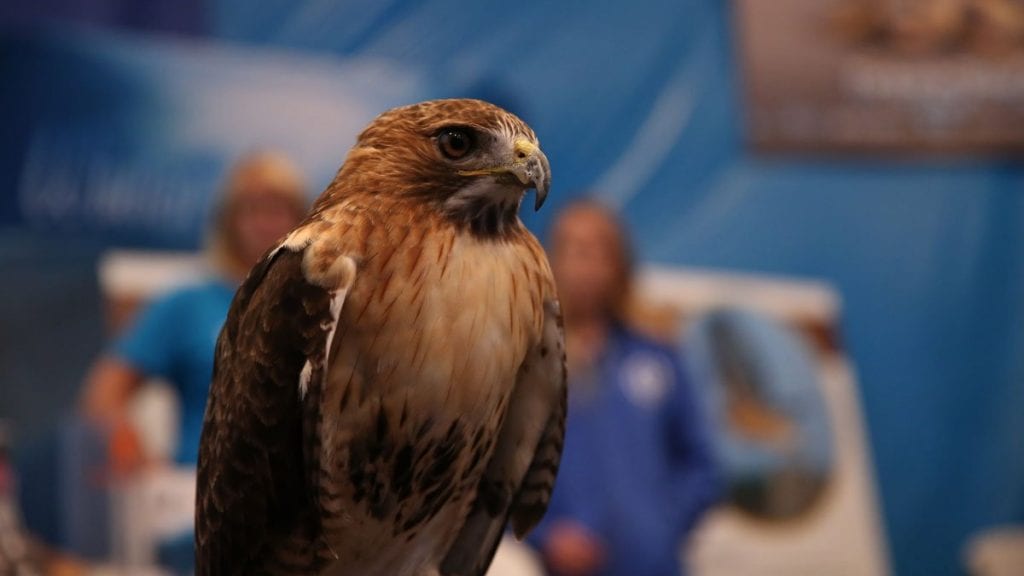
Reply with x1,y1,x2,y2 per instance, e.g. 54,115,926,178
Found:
530,200,721,576
79,151,308,468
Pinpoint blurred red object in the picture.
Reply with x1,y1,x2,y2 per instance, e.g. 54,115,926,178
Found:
108,421,147,479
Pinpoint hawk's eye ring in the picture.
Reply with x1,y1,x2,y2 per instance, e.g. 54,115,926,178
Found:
437,128,474,160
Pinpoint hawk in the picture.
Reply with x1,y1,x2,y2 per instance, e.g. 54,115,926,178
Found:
196,99,567,576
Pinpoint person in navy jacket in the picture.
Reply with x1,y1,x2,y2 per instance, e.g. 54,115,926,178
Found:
530,200,721,576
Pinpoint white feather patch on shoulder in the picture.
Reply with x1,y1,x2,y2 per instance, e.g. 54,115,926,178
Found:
323,288,347,364
280,225,317,252
299,360,314,399
297,250,356,400
298,285,349,400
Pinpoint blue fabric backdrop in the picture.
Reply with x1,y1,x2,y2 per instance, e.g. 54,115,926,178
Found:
2,1,1023,574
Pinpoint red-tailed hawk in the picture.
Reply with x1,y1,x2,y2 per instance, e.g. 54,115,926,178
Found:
196,99,566,576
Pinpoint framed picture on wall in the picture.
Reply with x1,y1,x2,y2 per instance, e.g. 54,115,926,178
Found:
735,0,1024,155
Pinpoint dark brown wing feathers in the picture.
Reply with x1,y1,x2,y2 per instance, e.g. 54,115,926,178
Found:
195,247,332,576
510,389,567,538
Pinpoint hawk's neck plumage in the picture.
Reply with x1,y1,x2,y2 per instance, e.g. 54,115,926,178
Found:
196,99,566,576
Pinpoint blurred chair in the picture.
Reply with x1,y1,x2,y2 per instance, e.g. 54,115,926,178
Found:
109,468,195,568
636,265,891,576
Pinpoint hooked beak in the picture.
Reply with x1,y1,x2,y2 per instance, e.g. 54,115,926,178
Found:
459,139,552,211
508,139,551,211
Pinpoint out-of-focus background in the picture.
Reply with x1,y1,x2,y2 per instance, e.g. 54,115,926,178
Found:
1,1,1023,575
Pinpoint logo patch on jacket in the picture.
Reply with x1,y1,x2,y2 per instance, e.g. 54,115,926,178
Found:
620,353,671,408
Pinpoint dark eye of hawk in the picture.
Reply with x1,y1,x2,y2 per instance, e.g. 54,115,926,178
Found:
436,127,475,160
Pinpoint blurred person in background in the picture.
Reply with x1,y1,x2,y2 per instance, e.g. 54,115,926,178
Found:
529,200,720,576
79,151,307,471
74,151,306,573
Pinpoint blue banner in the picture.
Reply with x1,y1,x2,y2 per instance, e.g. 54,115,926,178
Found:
1,27,424,247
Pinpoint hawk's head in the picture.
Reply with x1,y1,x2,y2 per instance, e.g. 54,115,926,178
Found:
338,99,551,237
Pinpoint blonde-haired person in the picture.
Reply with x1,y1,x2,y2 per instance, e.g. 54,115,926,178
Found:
528,200,720,576
80,151,307,470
